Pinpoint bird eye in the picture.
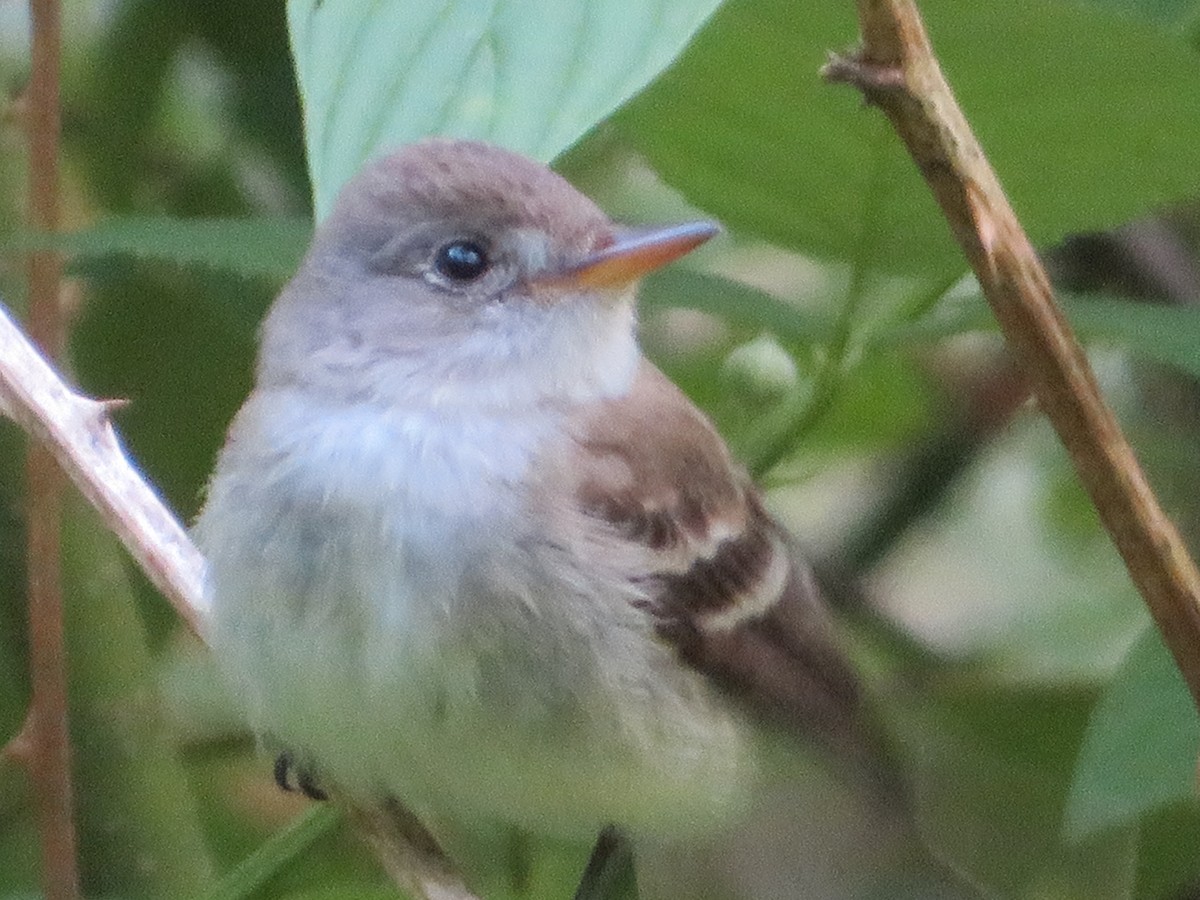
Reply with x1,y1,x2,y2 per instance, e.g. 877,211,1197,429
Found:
433,239,490,282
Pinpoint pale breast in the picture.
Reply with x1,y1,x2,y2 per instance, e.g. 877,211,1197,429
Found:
195,386,757,837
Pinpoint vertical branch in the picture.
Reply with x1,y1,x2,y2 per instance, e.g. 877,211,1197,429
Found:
20,0,80,896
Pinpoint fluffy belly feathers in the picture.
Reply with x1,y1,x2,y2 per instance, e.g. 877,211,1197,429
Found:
195,392,756,837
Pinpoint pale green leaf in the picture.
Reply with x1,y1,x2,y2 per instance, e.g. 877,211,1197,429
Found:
288,0,725,220
876,293,1200,381
641,267,834,344
195,805,342,900
1058,298,1200,378
1065,627,1200,840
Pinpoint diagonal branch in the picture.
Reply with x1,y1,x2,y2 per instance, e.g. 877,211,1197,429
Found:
0,303,209,637
823,0,1200,707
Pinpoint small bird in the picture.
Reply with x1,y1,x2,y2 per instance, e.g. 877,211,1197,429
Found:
195,139,972,898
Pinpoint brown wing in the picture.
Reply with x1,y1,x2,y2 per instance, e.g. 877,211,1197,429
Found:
565,362,890,781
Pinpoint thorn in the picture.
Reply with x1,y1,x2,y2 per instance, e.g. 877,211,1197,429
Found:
98,397,130,415
80,396,129,434
821,50,906,95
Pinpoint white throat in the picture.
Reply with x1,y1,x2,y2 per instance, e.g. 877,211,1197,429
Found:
426,290,641,409
259,278,643,414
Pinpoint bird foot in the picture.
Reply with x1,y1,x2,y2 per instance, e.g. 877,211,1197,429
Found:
273,750,328,801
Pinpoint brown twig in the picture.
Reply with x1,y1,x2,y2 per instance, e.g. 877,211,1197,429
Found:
17,0,81,896
823,0,1200,706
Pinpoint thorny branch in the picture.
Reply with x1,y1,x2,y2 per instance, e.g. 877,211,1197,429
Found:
0,305,208,634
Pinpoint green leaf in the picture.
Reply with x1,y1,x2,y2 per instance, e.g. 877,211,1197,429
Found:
1065,627,1200,840
572,829,638,900
618,0,1200,278
877,293,1200,381
897,685,1138,896
194,805,342,900
641,266,835,345
1061,299,1200,379
1134,803,1200,898
287,0,725,220
1080,0,1200,28
13,217,312,280
63,500,217,896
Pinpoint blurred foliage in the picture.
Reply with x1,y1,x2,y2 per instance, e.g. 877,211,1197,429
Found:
1,0,1200,898
617,0,1200,278
1066,628,1200,843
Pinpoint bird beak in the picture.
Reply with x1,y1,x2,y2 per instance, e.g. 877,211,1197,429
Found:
535,221,719,291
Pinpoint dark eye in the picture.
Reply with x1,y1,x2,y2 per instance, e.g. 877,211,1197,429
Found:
433,239,490,282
